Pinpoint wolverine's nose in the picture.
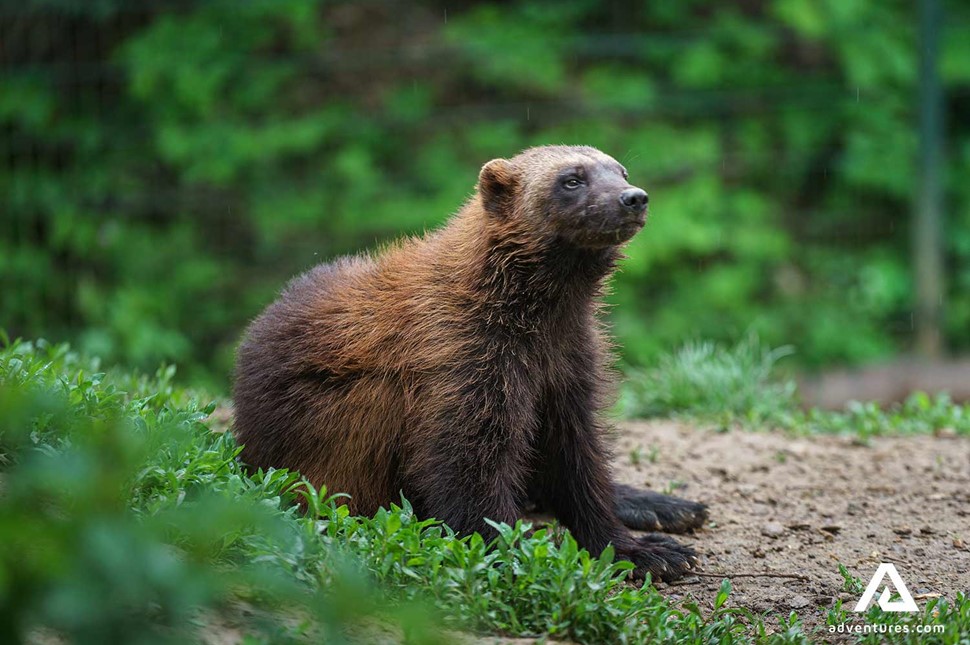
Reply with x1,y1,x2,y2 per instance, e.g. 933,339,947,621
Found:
619,187,649,212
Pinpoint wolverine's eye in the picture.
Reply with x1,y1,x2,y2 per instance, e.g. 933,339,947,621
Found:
562,177,584,190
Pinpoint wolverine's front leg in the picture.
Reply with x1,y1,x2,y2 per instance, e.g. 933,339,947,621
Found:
402,374,534,541
534,381,698,582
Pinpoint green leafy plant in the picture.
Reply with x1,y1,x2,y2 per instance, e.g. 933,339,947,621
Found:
0,336,445,644
4,335,970,642
838,563,866,595
2,335,787,644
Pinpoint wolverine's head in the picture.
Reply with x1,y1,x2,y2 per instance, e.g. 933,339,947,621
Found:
476,145,648,249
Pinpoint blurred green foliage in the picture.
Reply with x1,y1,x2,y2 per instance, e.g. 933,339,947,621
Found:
0,335,449,644
3,0,970,386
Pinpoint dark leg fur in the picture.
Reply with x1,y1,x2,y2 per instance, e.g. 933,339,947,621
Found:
404,377,530,543
535,376,698,582
614,484,708,534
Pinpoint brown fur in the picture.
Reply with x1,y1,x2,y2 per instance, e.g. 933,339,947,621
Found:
233,145,704,581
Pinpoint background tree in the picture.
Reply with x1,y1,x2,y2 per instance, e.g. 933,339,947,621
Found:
2,0,969,387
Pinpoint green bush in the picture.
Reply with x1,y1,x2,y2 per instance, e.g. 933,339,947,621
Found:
3,1,970,386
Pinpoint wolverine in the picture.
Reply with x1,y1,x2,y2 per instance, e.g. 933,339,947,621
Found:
233,145,707,581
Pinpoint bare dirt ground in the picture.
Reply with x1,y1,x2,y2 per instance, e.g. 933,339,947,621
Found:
611,420,970,636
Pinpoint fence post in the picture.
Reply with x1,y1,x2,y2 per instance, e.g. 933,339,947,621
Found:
914,0,945,358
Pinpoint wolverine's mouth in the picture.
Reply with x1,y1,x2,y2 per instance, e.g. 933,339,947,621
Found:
562,202,648,248
611,207,647,235
571,216,645,248
628,209,647,228
613,217,645,241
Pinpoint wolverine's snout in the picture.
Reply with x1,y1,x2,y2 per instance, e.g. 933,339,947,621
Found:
619,187,648,213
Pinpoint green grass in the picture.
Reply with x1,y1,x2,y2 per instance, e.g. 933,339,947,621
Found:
620,336,799,427
2,334,968,644
620,336,970,438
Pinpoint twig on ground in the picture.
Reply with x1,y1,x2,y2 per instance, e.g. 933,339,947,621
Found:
667,576,703,586
691,571,810,582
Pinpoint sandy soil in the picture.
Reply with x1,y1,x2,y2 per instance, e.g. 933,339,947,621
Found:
611,420,970,635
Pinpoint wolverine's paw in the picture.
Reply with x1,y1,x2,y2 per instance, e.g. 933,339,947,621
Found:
614,485,709,534
619,533,699,583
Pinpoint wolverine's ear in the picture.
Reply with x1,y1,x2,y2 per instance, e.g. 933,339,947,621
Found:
478,158,517,216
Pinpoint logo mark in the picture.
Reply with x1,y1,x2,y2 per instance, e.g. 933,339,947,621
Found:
853,563,919,613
